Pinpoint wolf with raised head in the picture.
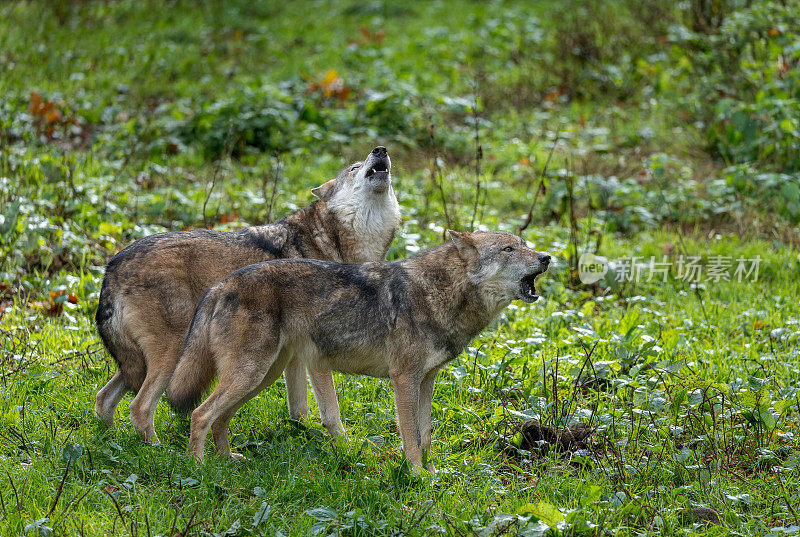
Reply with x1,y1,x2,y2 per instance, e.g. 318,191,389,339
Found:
95,146,400,445
167,230,550,472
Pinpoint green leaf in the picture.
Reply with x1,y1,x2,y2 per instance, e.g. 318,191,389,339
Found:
517,501,563,527
779,117,796,134
62,443,83,463
781,181,799,203
774,399,793,415
252,502,271,527
671,388,687,413
306,507,337,522
223,519,241,537
451,365,468,381
98,222,122,236
759,410,777,429
579,485,603,507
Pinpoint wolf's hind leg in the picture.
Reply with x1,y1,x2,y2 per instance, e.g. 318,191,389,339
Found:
129,338,181,445
284,358,309,421
210,378,272,462
194,344,289,462
308,367,344,437
95,370,128,427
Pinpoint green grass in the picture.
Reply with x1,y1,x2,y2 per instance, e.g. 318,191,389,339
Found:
2,0,800,535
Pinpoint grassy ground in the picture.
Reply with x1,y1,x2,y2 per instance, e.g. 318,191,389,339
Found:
2,1,800,535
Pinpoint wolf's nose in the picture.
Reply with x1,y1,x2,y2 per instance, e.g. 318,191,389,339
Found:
539,254,551,265
371,146,387,157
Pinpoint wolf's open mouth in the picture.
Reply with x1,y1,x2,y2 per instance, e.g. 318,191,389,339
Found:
365,159,390,178
518,273,540,303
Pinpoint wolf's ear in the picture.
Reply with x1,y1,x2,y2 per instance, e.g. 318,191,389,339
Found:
449,230,479,263
311,179,337,202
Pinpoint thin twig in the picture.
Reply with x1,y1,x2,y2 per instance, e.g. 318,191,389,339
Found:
103,488,126,525
400,496,439,536
565,340,599,425
776,470,800,525
175,505,200,537
60,488,92,520
46,457,72,518
519,131,560,233
265,151,281,222
202,122,234,228
6,471,21,511
469,76,483,232
0,478,6,516
428,120,453,238
565,158,580,279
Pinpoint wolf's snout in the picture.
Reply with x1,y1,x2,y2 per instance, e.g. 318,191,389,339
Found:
364,146,391,184
539,254,551,265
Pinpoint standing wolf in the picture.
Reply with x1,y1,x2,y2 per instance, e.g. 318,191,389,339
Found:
168,231,550,472
95,146,400,445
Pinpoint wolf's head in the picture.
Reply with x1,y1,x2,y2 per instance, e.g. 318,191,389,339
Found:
449,230,550,308
312,146,393,203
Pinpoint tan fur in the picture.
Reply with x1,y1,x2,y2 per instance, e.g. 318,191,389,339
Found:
95,147,400,444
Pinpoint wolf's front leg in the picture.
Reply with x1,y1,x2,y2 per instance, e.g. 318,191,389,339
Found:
418,367,441,473
308,366,344,437
284,358,309,421
391,372,424,473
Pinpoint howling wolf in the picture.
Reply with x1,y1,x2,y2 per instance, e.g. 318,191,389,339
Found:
95,146,400,445
168,230,550,472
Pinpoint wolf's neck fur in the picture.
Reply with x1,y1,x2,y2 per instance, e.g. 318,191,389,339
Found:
324,180,401,262
404,243,511,352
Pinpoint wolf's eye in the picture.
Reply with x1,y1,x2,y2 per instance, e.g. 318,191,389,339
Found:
350,165,361,171
503,246,514,252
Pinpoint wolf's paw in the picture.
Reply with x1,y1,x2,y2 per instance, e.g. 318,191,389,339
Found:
95,411,114,428
229,452,248,462
410,463,434,478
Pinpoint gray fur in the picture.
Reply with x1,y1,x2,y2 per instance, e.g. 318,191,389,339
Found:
94,147,400,444
167,230,550,472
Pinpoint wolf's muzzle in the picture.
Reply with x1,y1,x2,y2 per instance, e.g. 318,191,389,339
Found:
364,147,391,183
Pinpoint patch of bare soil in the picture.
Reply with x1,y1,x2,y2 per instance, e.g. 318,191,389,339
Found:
678,507,723,526
474,420,594,461
516,421,593,454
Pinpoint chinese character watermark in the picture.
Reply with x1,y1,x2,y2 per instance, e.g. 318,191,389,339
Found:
577,253,762,285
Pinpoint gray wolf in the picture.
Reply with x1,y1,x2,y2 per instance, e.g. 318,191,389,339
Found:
95,146,400,445
167,230,550,472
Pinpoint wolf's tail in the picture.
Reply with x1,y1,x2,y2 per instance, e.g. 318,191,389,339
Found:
95,267,147,393
167,292,216,414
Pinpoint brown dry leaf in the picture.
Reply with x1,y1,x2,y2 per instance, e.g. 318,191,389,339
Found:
544,89,560,103
29,91,43,114
219,210,238,224
45,302,63,317
45,108,63,124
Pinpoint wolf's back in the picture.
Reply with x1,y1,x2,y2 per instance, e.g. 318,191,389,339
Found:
167,292,217,414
